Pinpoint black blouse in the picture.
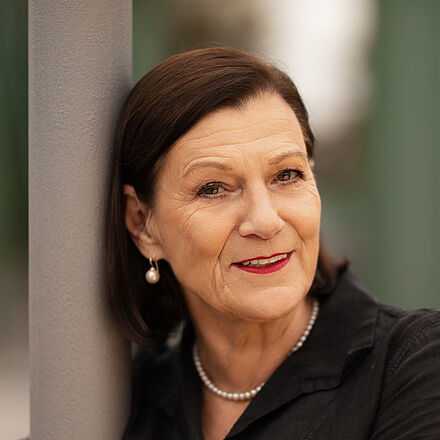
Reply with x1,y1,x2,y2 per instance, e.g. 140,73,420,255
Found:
123,268,440,439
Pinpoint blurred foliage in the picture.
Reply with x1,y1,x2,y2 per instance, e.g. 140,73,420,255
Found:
133,0,174,82
0,1,27,277
365,0,440,307
1,0,438,310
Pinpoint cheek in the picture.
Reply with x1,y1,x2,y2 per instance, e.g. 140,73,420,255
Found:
283,189,321,240
157,204,237,302
157,202,235,265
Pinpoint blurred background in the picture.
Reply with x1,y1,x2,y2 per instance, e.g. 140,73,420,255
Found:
1,0,439,437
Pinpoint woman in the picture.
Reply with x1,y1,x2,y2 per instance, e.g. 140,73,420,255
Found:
107,47,440,439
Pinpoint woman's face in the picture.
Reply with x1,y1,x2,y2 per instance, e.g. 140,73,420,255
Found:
146,93,321,321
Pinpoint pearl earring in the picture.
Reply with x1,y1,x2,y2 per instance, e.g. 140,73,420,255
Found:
145,258,160,284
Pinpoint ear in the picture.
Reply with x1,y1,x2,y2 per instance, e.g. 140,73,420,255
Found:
308,158,315,171
123,184,166,261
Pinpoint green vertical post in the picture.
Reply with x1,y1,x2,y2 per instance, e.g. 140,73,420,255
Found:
367,0,440,307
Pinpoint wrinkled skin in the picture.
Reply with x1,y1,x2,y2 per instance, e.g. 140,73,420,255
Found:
124,93,322,439
125,93,321,323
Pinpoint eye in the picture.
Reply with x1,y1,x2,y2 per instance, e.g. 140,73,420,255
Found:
197,182,226,198
274,168,304,184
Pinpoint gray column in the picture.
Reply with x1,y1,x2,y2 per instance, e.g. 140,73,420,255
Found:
29,1,132,439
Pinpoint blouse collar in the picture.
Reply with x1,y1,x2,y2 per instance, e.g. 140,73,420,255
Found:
144,267,378,439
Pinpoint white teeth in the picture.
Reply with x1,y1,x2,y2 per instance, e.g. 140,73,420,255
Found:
241,253,288,267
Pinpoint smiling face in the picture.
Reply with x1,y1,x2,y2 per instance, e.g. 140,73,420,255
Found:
133,93,321,322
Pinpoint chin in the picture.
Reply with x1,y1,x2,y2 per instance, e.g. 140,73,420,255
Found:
230,286,306,322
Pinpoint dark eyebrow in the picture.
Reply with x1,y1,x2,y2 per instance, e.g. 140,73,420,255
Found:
268,150,308,165
182,161,234,178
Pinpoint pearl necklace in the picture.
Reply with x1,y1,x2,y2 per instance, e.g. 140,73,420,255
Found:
193,298,319,401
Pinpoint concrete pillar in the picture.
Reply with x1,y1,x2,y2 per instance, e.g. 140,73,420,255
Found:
29,1,132,439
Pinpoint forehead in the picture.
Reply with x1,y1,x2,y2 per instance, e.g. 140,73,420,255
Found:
167,93,306,168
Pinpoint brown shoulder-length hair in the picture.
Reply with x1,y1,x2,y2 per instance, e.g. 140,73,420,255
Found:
106,47,348,348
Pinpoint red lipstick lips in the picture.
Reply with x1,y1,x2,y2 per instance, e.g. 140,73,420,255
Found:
233,252,292,274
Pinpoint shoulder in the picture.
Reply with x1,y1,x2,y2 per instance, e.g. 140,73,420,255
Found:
124,346,178,439
374,301,440,365
132,345,175,383
130,344,178,406
374,302,440,389
369,303,440,439
332,267,440,357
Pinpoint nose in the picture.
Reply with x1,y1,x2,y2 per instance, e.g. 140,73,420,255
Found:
238,187,285,239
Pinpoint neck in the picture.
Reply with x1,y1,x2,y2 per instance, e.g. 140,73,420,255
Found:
187,295,315,393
